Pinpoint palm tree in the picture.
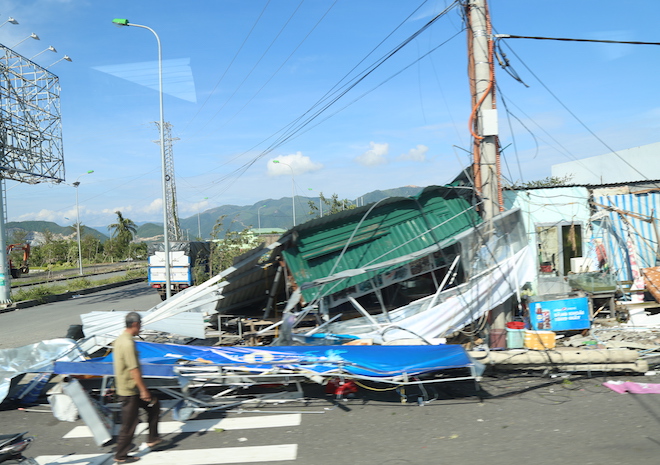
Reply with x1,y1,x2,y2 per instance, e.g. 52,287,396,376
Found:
108,211,137,258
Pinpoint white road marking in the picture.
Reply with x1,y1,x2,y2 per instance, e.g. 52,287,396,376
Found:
63,413,302,439
36,444,298,464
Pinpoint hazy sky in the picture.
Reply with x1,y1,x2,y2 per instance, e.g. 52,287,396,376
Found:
2,0,659,228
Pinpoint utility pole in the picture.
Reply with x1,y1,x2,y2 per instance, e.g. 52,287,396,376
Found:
468,0,507,337
154,121,182,241
468,0,501,222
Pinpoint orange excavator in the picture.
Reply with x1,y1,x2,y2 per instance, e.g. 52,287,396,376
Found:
7,243,30,278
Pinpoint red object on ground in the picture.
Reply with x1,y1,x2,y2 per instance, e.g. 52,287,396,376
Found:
506,321,525,329
325,378,359,397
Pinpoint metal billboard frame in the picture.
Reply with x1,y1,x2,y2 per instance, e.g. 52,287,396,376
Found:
0,43,65,304
0,43,65,184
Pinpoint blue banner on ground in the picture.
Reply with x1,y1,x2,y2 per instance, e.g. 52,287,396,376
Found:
54,341,474,380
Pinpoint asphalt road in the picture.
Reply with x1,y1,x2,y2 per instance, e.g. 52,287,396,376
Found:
1,285,660,464
0,281,161,349
1,373,660,465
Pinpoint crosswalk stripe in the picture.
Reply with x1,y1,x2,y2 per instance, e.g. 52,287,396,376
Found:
63,413,302,439
36,443,298,464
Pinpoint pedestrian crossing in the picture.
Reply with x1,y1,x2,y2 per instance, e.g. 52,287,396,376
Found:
37,414,302,465
63,413,302,438
36,444,298,465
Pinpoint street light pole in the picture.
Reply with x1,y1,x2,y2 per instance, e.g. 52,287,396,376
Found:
197,196,208,239
112,18,171,299
72,170,93,276
272,160,295,227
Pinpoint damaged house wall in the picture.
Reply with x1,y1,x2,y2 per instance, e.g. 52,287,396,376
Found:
504,183,660,294
503,186,592,294
591,187,660,282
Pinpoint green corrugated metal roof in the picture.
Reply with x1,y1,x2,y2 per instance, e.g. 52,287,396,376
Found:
281,185,481,302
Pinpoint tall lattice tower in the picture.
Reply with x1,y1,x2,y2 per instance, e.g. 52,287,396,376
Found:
154,121,182,241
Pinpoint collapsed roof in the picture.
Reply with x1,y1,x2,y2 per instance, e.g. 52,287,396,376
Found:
214,185,482,316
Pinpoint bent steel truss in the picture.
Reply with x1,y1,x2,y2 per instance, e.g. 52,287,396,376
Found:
0,43,64,183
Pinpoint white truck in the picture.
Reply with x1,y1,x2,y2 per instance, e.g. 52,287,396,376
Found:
147,241,211,300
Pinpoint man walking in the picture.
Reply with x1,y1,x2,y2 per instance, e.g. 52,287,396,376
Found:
113,312,163,463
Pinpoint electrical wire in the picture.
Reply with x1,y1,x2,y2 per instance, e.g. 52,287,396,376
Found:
497,34,660,47
495,37,659,188
201,0,340,140
196,5,464,203
180,0,273,135
190,0,308,140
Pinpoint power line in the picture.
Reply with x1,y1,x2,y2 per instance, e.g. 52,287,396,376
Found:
189,0,307,139
201,2,462,201
495,37,658,187
496,34,660,46
181,0,273,135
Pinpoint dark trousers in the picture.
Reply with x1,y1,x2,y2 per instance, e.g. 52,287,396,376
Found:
115,394,160,460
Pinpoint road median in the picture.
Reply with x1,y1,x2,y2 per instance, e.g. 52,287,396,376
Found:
0,277,147,313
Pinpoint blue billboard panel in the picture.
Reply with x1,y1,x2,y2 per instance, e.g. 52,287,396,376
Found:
530,296,590,331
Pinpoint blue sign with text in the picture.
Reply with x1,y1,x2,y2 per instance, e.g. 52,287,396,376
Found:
530,296,590,331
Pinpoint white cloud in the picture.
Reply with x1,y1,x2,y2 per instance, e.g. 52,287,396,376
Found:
101,205,134,216
142,198,163,214
180,198,210,215
17,209,60,222
400,144,429,162
356,142,389,166
267,151,323,176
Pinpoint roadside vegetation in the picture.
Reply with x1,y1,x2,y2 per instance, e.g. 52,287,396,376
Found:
307,192,357,218
10,212,266,301
10,211,148,270
11,269,147,303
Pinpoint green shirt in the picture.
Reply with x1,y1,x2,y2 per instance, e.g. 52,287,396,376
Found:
113,331,140,396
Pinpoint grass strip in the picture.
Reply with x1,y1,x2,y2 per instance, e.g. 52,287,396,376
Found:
11,269,147,303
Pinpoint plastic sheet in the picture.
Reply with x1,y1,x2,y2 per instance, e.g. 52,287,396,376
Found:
0,338,83,404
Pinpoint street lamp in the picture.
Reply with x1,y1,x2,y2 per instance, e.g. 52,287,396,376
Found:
112,18,172,299
0,17,18,28
31,45,56,60
72,170,94,276
272,160,296,227
197,197,208,239
257,205,266,230
45,55,72,69
11,32,39,49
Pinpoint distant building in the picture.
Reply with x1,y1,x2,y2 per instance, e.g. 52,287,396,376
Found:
251,228,286,247
552,141,660,185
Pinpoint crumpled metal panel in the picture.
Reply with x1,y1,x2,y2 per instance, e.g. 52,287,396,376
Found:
212,241,284,314
282,185,481,303
81,311,206,340
0,338,83,404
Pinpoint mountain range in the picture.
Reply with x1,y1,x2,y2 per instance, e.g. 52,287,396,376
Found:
8,186,423,244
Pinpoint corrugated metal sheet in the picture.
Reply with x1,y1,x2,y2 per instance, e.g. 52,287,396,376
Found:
81,311,206,340
594,192,660,281
214,243,283,314
282,185,481,303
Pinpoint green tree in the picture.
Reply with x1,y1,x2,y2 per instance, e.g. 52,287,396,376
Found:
308,192,357,218
38,229,67,265
10,229,29,244
108,211,137,259
102,237,120,262
128,242,148,260
510,174,574,189
81,234,103,263
209,215,258,275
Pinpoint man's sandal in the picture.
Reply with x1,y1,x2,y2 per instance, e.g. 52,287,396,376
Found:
115,457,140,464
